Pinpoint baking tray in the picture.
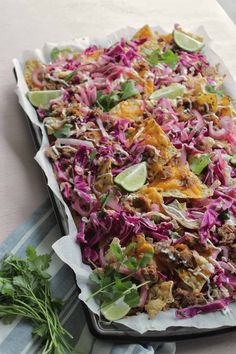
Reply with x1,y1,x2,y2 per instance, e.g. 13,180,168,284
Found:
14,68,236,342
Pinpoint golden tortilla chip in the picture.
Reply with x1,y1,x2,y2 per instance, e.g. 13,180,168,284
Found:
196,93,218,112
176,269,206,293
128,118,177,178
24,59,44,90
109,99,143,121
145,281,174,319
133,25,154,40
176,251,214,293
150,165,213,199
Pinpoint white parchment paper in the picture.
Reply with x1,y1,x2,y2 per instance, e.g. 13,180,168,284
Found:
13,26,236,333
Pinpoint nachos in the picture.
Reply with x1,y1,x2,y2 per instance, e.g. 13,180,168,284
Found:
25,25,236,321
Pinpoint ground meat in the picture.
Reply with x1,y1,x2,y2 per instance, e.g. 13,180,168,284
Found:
60,146,77,158
123,195,151,214
218,224,236,245
155,166,173,180
173,288,207,308
155,243,196,270
185,235,215,258
141,263,157,281
229,244,236,262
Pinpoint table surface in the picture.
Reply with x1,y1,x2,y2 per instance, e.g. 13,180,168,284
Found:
1,1,236,353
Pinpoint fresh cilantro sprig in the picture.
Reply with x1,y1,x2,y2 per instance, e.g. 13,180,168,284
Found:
145,48,179,69
110,241,153,272
95,80,139,111
87,268,149,309
0,246,73,354
88,241,153,310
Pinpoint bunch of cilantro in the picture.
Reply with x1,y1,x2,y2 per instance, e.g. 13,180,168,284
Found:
0,246,73,354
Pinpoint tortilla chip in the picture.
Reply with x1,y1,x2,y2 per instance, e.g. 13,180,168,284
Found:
133,25,154,40
129,117,177,167
24,59,44,90
145,281,174,319
196,93,218,112
176,269,206,293
150,165,213,199
109,99,143,121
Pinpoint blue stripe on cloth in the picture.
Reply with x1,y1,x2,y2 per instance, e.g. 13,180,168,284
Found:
0,199,52,259
0,199,176,354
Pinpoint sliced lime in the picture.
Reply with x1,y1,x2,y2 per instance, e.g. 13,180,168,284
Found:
190,154,210,175
27,90,61,107
101,297,130,321
149,84,185,101
231,153,236,167
114,162,147,192
173,30,204,52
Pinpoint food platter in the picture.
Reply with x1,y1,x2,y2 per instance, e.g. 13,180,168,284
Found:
13,24,236,340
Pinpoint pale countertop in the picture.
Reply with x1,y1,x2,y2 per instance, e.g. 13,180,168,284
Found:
1,1,236,353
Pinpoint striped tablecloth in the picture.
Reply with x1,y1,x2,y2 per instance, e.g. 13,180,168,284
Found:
0,199,176,354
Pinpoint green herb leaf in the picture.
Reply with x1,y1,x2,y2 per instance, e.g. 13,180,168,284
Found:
100,192,111,210
190,154,210,175
219,209,230,221
124,256,139,271
138,250,153,268
146,48,179,68
120,80,139,100
124,288,140,308
64,70,78,81
89,149,97,163
110,243,123,262
205,84,224,98
0,278,14,297
53,124,72,138
96,91,120,111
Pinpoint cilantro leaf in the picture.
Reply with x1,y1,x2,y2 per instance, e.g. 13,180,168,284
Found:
53,124,72,138
124,288,140,308
205,84,224,98
95,81,139,111
110,243,123,262
96,91,120,111
138,250,153,268
219,209,230,221
89,148,97,163
64,70,78,81
146,48,179,69
120,80,139,100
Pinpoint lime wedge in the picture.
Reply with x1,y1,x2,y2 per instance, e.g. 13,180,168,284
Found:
114,162,147,192
173,30,204,52
27,90,61,107
149,84,185,101
101,297,130,321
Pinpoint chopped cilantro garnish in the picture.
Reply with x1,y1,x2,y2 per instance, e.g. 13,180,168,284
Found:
146,48,179,68
95,80,139,111
53,123,72,138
